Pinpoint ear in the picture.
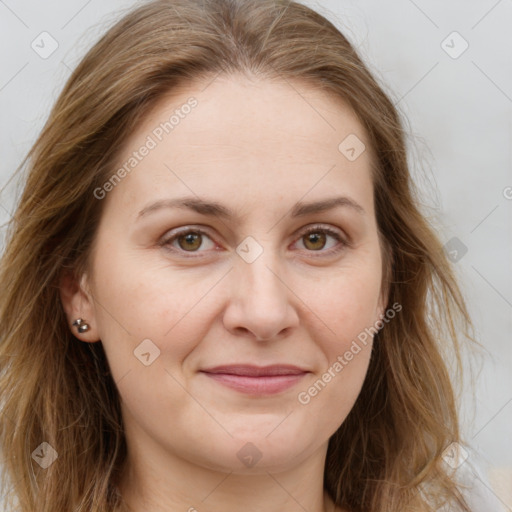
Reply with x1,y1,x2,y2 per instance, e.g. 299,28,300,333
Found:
59,269,100,343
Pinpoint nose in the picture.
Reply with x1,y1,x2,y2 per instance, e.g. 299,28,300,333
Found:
222,247,300,342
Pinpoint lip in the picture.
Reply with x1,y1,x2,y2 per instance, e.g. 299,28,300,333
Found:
200,364,309,395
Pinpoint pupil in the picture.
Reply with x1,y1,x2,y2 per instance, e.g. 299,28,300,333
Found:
181,233,200,250
306,232,325,250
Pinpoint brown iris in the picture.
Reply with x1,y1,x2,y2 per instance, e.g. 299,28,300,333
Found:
177,232,202,251
303,231,326,251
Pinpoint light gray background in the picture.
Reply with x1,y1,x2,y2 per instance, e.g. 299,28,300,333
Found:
0,0,511,509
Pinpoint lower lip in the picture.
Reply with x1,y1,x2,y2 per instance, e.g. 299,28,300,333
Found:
201,372,307,395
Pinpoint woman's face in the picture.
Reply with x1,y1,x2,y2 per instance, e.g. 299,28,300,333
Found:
63,74,387,475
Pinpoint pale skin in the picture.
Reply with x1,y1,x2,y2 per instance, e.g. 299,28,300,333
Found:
60,73,388,512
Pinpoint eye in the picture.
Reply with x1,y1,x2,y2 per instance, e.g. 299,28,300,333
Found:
293,224,348,256
160,227,216,255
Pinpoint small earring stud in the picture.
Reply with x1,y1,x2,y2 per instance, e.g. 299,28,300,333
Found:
72,318,90,333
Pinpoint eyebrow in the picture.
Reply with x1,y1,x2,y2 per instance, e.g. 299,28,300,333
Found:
137,195,366,221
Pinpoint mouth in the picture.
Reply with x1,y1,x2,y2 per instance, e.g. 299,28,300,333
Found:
200,364,310,395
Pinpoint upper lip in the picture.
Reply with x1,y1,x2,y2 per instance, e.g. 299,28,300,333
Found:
201,364,309,377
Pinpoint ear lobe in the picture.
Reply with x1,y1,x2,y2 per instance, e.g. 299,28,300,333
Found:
59,269,100,342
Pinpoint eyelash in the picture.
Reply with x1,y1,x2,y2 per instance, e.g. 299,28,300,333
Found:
159,224,349,258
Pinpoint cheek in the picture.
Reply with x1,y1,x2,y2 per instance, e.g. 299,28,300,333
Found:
309,266,382,345
304,343,372,436
296,278,377,431
90,243,220,372
298,262,380,411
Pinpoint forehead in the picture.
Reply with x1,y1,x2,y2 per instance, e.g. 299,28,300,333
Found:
105,74,375,219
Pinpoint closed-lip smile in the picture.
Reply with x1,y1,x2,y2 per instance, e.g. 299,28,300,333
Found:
200,364,309,395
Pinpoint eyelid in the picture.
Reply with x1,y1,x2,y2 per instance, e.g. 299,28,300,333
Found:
159,223,349,257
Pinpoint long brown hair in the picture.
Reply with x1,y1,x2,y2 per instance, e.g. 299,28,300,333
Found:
0,1,481,510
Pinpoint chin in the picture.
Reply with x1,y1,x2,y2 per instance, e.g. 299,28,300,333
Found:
183,430,320,475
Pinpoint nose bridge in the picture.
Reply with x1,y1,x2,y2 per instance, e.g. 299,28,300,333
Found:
236,235,286,303
225,234,297,340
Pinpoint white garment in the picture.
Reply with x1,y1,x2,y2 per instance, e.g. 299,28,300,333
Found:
447,447,509,512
